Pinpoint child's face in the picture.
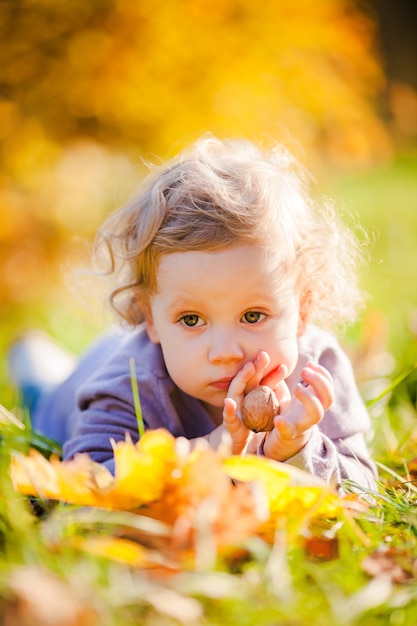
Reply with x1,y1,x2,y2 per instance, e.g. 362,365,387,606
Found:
144,244,306,423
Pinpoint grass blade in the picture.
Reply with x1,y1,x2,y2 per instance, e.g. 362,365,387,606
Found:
366,362,417,408
129,357,145,438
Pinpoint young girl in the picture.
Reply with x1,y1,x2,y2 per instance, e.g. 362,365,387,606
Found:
26,135,377,491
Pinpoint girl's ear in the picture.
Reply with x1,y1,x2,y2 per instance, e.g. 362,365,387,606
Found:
297,315,307,337
143,306,160,344
297,290,312,337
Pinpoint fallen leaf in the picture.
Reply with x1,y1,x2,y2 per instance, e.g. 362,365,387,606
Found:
361,549,412,583
112,429,177,503
69,535,172,570
303,535,340,560
223,454,344,539
4,565,99,626
407,456,417,480
10,428,354,566
146,588,203,623
9,429,177,509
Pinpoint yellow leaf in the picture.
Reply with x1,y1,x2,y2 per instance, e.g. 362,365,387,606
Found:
223,455,343,537
70,535,162,569
113,429,177,503
10,450,61,499
10,429,352,555
224,455,293,509
54,454,115,507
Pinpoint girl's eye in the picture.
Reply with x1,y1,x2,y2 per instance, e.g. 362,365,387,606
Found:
242,311,265,324
180,314,202,327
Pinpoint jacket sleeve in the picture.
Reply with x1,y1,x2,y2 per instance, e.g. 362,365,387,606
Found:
62,369,164,474
284,428,377,493
61,339,216,474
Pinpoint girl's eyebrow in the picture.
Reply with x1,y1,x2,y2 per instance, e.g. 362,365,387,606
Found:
168,293,199,307
167,296,204,315
244,285,293,304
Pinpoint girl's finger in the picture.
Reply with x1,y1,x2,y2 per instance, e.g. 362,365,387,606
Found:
303,362,334,385
245,351,271,391
300,366,335,411
272,377,292,411
274,418,298,440
260,363,288,390
223,396,237,420
292,383,325,429
227,361,256,400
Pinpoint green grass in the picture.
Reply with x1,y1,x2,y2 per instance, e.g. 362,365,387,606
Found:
331,154,417,359
1,417,417,625
1,156,417,624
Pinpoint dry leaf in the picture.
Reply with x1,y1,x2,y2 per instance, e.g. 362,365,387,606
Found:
361,549,412,583
10,429,177,509
112,429,177,502
303,535,340,560
141,444,264,556
223,454,344,540
10,428,353,566
4,566,99,626
146,588,203,623
407,456,417,480
69,535,173,571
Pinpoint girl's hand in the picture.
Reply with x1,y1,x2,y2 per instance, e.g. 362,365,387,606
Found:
263,362,334,461
222,351,288,454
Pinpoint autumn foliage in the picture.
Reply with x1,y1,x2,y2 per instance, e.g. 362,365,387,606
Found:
0,0,393,335
10,429,358,568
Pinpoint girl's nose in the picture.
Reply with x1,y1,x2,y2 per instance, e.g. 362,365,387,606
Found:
208,328,245,363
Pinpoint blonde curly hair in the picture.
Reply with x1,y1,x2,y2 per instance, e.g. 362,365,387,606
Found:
94,134,366,329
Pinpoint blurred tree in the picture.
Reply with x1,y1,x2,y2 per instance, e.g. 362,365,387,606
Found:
1,0,390,168
374,0,417,89
372,0,417,152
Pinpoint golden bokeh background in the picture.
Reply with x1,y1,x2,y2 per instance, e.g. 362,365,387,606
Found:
1,0,416,404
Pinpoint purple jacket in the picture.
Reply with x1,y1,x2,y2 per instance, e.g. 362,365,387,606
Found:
61,324,377,490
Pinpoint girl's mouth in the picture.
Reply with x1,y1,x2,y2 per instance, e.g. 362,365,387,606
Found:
211,377,234,391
